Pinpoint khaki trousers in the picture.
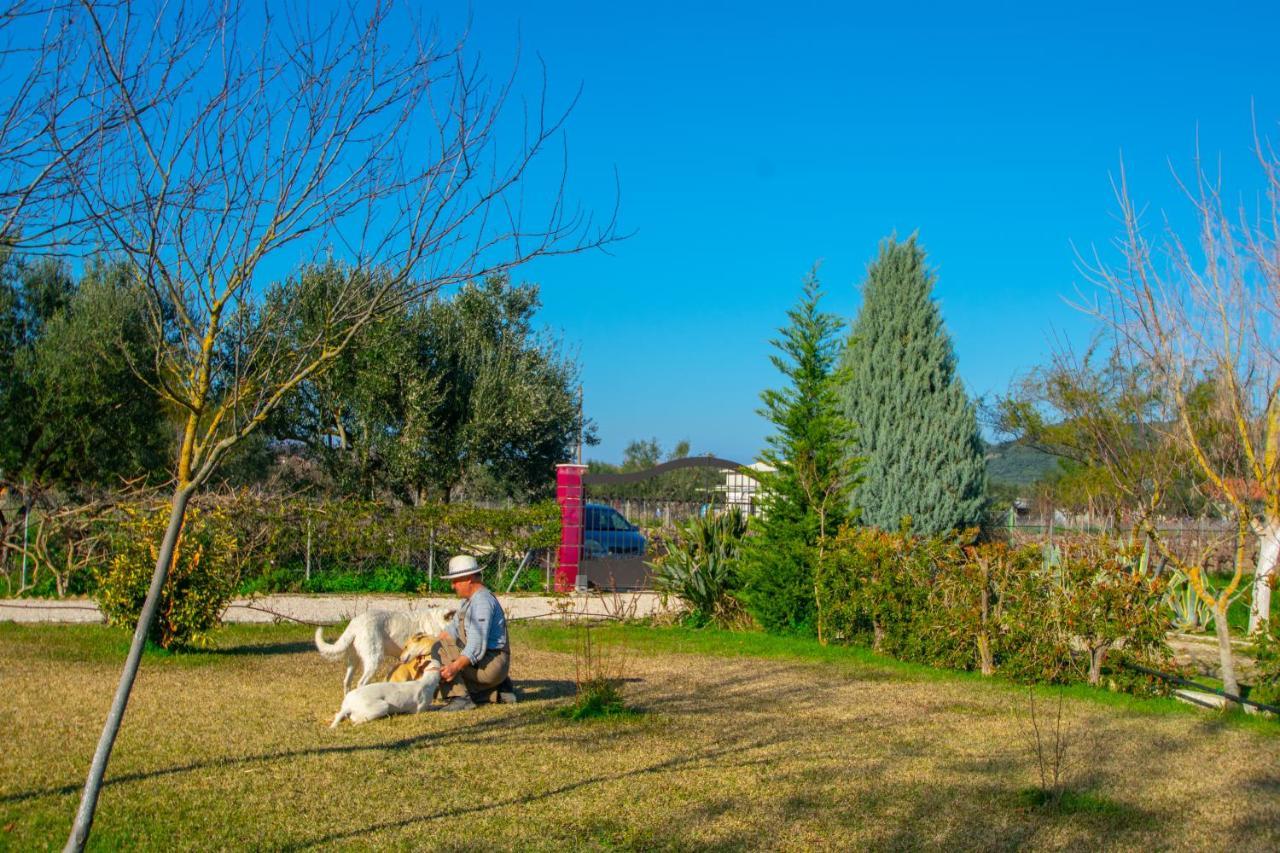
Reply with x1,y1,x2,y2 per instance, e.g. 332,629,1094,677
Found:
433,635,510,701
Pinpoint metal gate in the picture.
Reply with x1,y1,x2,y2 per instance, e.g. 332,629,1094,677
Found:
575,456,758,591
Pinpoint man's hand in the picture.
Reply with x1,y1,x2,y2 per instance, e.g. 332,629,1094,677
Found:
440,655,471,682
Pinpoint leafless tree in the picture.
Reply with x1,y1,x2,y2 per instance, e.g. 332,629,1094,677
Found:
26,2,618,849
0,1,184,249
1079,133,1280,641
3,487,113,596
1030,129,1280,705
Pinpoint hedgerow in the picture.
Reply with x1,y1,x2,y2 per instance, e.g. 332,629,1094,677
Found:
815,526,1173,693
10,493,560,602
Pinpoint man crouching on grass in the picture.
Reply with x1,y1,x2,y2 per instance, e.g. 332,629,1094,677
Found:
435,555,517,711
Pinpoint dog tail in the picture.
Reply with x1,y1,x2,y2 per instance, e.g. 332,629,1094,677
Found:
314,624,353,658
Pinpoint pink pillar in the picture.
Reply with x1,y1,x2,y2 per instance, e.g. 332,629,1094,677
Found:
555,464,588,592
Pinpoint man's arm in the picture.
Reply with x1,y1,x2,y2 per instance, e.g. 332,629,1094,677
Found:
441,606,462,644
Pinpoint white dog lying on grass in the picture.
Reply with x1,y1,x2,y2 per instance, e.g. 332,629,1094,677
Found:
330,662,443,727
315,607,450,694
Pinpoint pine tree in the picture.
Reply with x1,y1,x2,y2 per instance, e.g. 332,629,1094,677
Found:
739,271,858,636
839,236,986,535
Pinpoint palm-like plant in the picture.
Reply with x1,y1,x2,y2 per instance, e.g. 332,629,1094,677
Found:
649,508,750,628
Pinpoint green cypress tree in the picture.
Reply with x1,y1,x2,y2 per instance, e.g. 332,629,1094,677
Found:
839,236,986,534
739,271,858,635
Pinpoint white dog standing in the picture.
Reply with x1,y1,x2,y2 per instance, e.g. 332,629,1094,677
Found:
330,663,442,727
315,607,449,693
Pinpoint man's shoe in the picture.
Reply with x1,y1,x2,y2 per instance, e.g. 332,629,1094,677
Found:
440,695,477,713
497,677,518,704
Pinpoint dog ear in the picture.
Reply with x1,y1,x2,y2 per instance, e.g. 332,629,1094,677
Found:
443,609,457,622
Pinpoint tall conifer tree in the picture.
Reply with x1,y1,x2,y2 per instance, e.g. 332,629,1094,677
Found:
839,236,986,534
740,271,857,635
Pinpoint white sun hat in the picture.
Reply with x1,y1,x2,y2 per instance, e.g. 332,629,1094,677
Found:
441,554,482,580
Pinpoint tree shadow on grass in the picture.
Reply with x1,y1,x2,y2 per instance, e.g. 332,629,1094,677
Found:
505,678,576,702
278,733,786,851
0,691,576,806
201,640,319,657
276,756,1162,851
1231,770,1280,843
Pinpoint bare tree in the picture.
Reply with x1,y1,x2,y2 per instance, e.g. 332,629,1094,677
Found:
997,347,1251,700
0,1,192,250
27,2,618,849
1080,134,1280,641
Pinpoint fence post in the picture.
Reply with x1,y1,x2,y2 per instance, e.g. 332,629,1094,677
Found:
21,485,30,591
428,527,435,590
305,518,312,583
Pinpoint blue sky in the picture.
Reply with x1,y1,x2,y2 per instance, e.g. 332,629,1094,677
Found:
295,3,1280,465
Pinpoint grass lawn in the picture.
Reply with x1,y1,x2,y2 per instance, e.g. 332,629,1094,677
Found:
1,621,1278,851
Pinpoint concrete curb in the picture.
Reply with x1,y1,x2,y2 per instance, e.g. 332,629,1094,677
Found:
0,592,675,625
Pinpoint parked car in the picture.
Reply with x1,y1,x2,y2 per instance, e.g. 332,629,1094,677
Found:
583,503,646,557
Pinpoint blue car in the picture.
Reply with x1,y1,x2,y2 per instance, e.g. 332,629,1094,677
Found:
583,503,646,557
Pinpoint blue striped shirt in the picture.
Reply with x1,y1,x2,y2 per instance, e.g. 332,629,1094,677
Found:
446,586,508,663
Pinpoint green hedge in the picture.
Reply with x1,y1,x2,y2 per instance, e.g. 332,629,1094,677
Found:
816,527,1173,693
12,494,560,598
210,495,561,593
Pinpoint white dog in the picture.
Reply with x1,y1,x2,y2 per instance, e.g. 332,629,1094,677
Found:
330,663,442,727
315,607,449,693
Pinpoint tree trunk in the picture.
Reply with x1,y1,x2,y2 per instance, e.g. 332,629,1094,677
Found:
65,487,194,853
1213,602,1240,703
978,561,993,675
977,632,994,676
814,580,825,646
872,621,885,653
1249,518,1278,634
1088,643,1106,686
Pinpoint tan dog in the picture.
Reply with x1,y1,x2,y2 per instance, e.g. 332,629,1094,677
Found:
388,632,437,682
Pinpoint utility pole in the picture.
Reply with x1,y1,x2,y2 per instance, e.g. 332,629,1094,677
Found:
576,386,584,465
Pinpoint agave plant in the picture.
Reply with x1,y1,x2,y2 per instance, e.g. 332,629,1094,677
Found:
1164,572,1210,632
648,507,749,627
1163,568,1244,633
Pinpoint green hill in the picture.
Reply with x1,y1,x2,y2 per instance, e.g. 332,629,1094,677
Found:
984,440,1062,487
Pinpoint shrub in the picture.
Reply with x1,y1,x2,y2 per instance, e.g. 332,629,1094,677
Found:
816,525,928,652
649,508,750,628
301,563,422,594
1249,618,1280,705
561,623,634,720
94,504,239,649
817,527,1173,693
1055,540,1171,686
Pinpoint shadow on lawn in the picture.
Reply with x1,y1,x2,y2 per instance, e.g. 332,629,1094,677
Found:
0,689,573,807
505,678,576,702
273,669,1170,851
278,741,1160,851
278,733,787,851
202,640,319,657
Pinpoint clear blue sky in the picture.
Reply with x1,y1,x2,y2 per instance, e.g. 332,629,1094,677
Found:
452,2,1278,465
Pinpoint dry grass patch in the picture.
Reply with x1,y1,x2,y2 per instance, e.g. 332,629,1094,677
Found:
0,621,1278,850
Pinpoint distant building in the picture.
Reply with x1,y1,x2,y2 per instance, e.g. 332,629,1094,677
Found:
722,461,774,517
